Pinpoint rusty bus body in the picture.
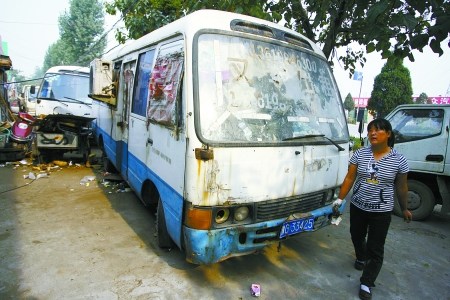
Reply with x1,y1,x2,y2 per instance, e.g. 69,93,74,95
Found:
89,10,349,264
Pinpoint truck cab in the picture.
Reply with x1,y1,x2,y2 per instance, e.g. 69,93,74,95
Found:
385,104,450,220
20,85,39,115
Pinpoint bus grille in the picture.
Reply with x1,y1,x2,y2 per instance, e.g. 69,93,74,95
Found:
255,192,325,221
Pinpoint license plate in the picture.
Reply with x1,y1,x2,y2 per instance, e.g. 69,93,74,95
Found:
279,217,315,238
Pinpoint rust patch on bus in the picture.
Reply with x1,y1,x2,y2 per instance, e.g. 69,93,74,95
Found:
305,158,327,172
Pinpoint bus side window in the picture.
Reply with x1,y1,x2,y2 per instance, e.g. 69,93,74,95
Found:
132,50,156,116
147,44,184,128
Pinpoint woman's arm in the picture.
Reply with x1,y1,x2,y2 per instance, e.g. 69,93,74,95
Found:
337,163,357,200
395,173,412,222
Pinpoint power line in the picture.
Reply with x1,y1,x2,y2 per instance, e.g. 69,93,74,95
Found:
0,20,57,26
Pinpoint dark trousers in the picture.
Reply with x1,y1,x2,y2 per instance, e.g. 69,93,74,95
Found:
350,203,392,287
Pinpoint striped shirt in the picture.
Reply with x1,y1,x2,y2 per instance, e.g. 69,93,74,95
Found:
349,146,409,212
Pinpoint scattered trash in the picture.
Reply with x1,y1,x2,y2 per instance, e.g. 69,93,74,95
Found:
23,172,49,180
36,173,49,179
80,175,96,185
117,181,131,193
251,283,261,297
31,164,60,172
53,160,68,167
331,216,342,225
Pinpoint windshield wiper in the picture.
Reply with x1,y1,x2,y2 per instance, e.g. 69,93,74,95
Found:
63,97,91,107
283,134,345,151
38,97,68,106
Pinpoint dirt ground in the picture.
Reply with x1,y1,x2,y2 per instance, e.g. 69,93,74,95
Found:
0,150,449,300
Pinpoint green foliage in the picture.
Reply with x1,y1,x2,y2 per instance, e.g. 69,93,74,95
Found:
368,58,413,118
350,136,363,151
105,0,186,43
105,0,449,75
43,41,67,71
416,92,429,104
344,93,355,112
43,0,106,68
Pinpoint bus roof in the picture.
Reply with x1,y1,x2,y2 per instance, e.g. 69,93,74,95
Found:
103,9,324,61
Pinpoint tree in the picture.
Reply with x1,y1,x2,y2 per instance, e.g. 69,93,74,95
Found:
344,93,355,112
43,40,68,71
43,0,106,68
367,58,413,118
105,0,186,43
416,92,429,104
6,69,27,94
105,0,449,75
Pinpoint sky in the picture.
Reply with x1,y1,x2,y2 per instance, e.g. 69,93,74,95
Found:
1,0,449,98
332,40,450,99
0,0,121,76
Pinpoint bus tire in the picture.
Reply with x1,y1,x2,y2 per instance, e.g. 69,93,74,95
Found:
103,157,117,173
394,179,435,221
157,198,175,248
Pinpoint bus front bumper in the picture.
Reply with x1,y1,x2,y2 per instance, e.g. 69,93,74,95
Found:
183,200,347,264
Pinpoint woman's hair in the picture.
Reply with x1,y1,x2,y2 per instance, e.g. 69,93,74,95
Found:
367,118,395,148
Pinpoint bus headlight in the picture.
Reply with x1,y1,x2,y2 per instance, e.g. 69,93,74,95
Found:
334,187,340,199
325,187,341,205
325,189,334,203
215,208,230,224
234,206,249,221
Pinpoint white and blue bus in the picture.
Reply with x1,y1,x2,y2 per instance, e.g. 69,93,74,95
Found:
89,10,349,264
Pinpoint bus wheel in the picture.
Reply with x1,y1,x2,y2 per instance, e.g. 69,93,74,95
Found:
156,198,175,248
394,179,435,221
102,157,117,173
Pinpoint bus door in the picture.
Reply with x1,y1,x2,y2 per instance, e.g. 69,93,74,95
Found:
116,60,136,179
145,40,186,246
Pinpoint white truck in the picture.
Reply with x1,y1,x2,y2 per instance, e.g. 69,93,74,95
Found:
19,84,39,115
36,66,91,117
384,104,450,220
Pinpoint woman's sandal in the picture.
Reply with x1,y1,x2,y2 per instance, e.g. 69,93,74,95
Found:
359,284,372,300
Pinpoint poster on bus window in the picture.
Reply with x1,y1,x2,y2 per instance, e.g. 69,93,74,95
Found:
147,52,184,126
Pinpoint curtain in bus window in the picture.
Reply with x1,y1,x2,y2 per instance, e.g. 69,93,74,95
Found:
132,50,155,116
147,51,184,126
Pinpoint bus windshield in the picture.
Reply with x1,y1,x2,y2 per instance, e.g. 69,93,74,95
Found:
38,73,91,105
196,33,347,143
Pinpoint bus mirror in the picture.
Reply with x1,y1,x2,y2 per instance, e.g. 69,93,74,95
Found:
30,86,35,94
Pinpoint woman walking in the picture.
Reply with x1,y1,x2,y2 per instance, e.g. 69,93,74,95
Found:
335,118,412,299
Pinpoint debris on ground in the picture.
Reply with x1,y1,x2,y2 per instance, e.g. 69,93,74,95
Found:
53,160,69,167
80,175,96,186
251,283,261,297
23,172,49,180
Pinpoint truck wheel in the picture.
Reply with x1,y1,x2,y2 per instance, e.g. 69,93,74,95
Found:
156,198,175,248
394,179,435,221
